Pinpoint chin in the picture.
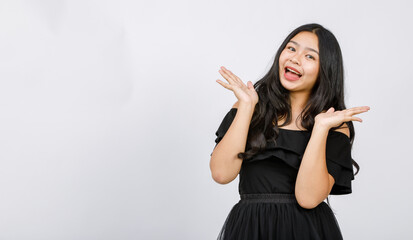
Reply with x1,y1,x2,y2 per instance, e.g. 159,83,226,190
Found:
280,77,300,89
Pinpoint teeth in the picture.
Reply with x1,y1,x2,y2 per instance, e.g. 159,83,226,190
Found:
287,67,301,76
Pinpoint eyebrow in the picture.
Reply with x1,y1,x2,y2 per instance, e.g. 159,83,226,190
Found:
289,40,319,55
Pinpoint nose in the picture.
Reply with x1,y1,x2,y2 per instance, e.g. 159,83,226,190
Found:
289,56,300,65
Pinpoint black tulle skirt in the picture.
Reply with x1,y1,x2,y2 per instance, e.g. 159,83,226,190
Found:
217,193,343,240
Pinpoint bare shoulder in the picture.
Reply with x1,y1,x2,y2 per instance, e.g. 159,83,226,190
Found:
332,123,350,138
232,101,239,109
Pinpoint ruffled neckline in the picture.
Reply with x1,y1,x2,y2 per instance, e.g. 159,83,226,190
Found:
229,108,349,139
245,127,351,168
279,127,350,140
279,128,309,132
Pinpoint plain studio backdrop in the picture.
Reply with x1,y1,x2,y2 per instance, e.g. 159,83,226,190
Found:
0,0,412,239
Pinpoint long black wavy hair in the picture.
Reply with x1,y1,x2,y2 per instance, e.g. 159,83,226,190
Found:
237,23,359,206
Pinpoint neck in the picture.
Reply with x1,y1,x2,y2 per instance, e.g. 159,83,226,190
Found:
289,91,310,114
277,91,310,128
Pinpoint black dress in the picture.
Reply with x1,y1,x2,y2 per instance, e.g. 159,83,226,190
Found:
211,108,354,240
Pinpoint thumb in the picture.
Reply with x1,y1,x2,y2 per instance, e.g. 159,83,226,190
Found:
327,107,335,113
247,81,253,89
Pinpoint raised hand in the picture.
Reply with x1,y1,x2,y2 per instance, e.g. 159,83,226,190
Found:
216,66,259,106
314,106,371,129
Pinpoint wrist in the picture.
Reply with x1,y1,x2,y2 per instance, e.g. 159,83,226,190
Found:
238,101,255,110
313,122,330,132
237,102,255,118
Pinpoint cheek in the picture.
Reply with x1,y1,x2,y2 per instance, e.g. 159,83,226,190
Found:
279,51,288,63
307,63,319,77
278,53,288,70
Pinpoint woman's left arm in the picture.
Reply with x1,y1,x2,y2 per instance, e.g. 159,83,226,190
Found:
295,124,337,209
295,106,370,209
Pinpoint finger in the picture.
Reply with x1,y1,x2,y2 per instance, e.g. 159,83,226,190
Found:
342,114,362,122
346,107,370,115
348,109,369,116
350,116,363,122
222,67,242,82
216,79,232,90
348,106,370,112
247,81,253,89
221,66,243,84
219,69,237,84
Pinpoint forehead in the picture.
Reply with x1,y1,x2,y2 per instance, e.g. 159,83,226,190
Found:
289,31,319,51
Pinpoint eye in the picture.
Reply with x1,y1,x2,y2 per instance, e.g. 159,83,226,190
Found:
306,54,315,60
287,46,295,51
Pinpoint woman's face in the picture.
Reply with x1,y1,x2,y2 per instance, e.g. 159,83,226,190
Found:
278,31,320,93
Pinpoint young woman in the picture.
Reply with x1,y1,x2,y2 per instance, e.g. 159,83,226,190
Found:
210,23,370,240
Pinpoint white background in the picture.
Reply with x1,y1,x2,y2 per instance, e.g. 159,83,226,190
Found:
0,0,412,239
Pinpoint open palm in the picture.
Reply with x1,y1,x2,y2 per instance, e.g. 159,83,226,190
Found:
216,66,258,106
315,106,370,129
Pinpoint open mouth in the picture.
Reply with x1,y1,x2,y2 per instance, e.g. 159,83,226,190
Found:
283,67,302,81
285,67,302,77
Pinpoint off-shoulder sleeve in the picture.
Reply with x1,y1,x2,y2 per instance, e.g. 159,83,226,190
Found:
210,108,237,156
326,131,355,195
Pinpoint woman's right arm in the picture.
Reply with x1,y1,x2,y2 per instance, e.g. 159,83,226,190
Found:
209,101,255,184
